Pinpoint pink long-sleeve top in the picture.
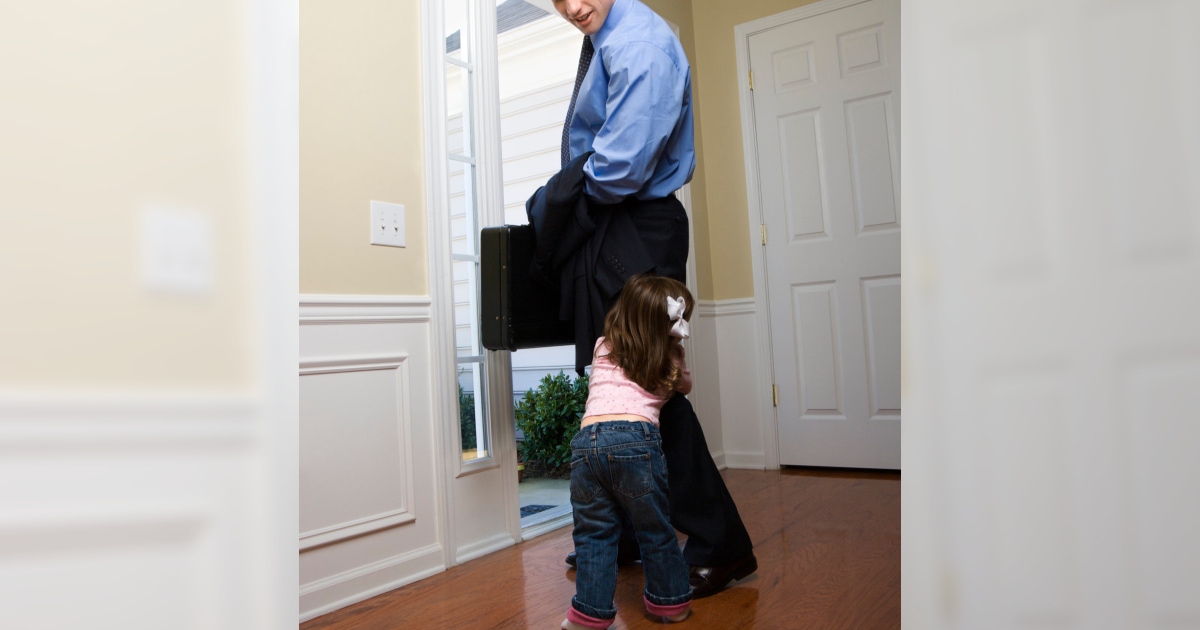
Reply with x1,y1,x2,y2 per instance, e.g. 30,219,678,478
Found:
582,337,692,427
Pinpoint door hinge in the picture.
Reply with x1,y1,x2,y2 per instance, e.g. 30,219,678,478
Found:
749,70,754,91
761,223,767,246
772,384,778,407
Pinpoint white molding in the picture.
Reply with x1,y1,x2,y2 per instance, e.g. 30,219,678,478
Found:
710,450,727,471
0,504,206,543
300,294,431,324
242,0,299,620
298,509,416,551
696,298,756,319
0,391,259,418
298,354,409,374
421,0,458,571
0,393,259,447
300,294,432,307
298,353,418,552
299,542,441,594
724,451,767,471
455,531,518,565
735,0,871,37
473,0,523,545
299,543,444,622
456,457,502,477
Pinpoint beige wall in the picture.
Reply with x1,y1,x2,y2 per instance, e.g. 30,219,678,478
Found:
301,0,428,296
641,0,714,300
298,0,817,301
0,0,256,390
691,0,819,300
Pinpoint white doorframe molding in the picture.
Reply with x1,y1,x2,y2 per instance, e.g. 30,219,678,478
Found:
735,0,872,471
422,0,521,565
470,0,523,547
420,0,458,569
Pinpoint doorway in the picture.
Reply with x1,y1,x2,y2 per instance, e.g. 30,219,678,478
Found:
738,0,901,469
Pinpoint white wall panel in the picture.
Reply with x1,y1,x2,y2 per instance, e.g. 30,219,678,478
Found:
0,398,267,630
299,295,442,622
299,357,415,550
704,300,766,470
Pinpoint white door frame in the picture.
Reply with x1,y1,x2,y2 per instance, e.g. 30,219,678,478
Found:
421,0,521,568
735,0,875,471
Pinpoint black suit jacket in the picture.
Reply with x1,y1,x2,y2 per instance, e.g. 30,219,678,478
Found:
526,153,661,373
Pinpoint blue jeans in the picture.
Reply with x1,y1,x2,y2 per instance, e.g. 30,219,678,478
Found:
568,421,693,622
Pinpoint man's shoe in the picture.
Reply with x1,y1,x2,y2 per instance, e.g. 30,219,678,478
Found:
564,547,641,567
688,554,758,598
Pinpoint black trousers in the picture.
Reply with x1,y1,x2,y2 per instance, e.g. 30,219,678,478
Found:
658,393,754,566
608,195,754,567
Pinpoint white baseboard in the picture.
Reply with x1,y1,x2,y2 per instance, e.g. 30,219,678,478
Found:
299,543,445,623
710,450,727,471
455,531,518,564
724,451,767,470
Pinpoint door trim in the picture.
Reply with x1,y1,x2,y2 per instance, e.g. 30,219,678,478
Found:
734,0,874,471
420,0,457,569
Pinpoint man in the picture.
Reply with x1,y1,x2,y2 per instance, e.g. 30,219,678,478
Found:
550,0,758,599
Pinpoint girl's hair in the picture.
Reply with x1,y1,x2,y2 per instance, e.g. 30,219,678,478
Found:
602,274,694,397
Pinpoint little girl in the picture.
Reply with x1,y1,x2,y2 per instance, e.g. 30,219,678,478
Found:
562,274,695,630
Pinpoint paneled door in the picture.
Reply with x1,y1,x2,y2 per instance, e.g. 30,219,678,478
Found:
750,0,900,468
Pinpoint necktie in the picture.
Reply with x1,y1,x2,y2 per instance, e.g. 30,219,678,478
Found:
562,36,595,167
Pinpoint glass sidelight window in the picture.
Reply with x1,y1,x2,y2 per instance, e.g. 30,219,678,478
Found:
445,0,490,461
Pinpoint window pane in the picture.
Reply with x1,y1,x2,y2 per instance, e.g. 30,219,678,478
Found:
448,158,477,256
444,0,469,62
446,63,473,157
452,259,480,357
457,361,490,461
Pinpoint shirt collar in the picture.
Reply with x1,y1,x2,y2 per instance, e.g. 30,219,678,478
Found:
592,0,632,49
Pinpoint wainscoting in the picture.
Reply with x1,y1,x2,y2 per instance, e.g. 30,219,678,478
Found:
694,298,769,471
298,293,770,622
0,392,279,628
299,295,444,622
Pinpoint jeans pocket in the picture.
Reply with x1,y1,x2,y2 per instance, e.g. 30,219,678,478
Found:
570,456,600,503
610,452,653,499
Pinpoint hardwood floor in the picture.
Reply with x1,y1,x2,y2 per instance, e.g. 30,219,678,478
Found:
302,468,900,629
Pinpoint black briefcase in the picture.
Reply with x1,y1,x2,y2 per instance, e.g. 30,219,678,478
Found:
480,224,574,351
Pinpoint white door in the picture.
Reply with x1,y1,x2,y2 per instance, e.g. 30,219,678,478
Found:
750,0,900,469
903,1,1200,627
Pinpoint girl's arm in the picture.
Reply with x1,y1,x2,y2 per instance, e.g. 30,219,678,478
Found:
673,344,693,395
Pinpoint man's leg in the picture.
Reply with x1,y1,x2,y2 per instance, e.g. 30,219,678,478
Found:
658,393,754,568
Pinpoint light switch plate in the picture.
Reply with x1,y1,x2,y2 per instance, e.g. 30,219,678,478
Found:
141,207,213,295
370,200,405,247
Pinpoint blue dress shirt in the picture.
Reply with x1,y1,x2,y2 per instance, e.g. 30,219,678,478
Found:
566,0,695,204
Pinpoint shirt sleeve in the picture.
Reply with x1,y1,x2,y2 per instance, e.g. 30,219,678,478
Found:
584,42,688,204
673,344,692,396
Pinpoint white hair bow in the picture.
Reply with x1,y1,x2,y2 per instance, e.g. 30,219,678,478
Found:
667,296,690,339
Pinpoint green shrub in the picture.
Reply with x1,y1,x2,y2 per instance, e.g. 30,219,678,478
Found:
458,383,477,451
515,371,589,472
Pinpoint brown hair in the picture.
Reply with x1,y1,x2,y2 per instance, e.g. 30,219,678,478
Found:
601,274,694,397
